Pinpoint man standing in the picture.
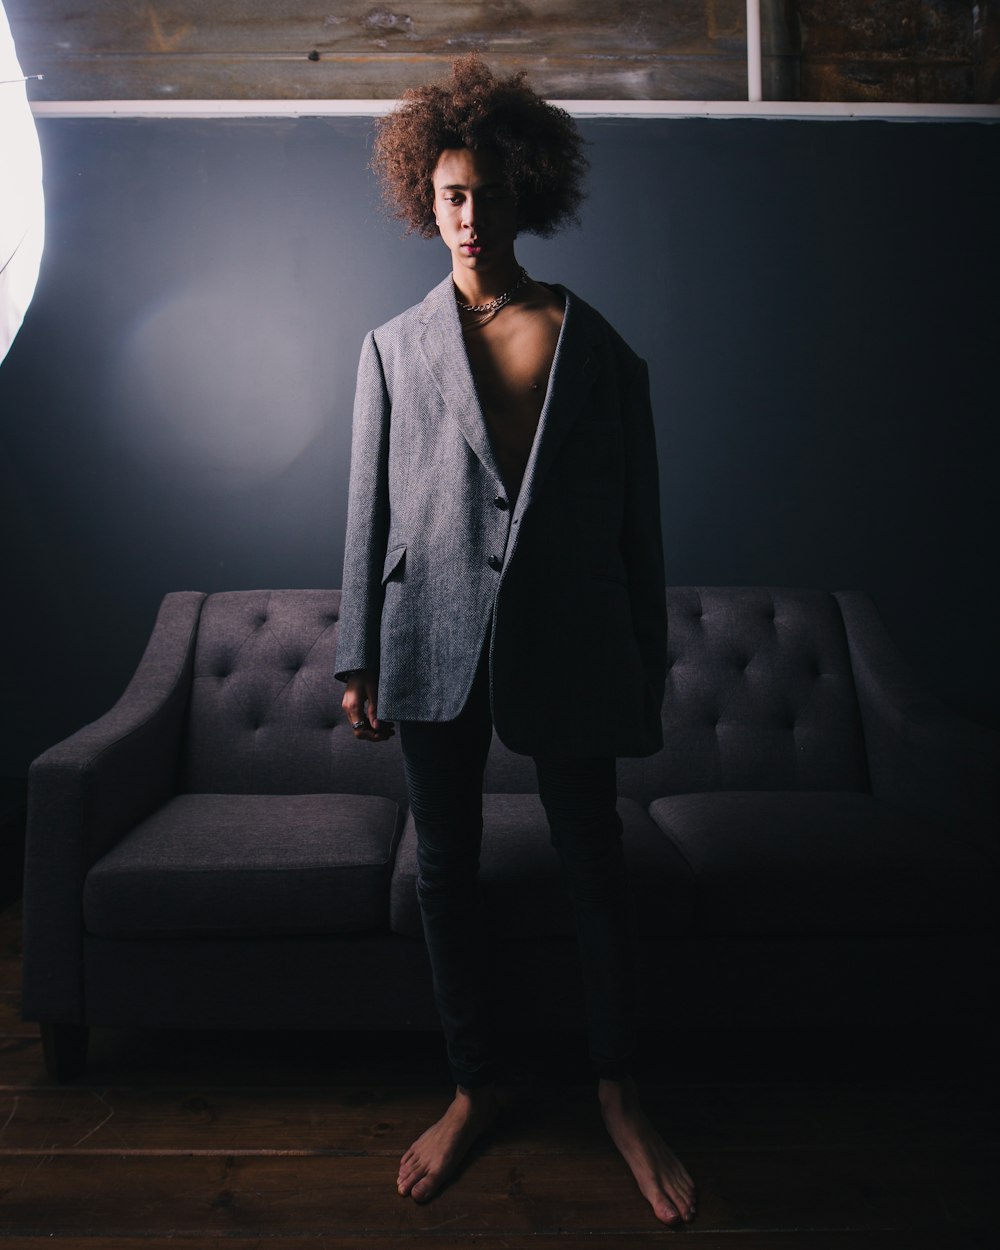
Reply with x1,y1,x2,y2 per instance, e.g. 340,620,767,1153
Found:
336,55,694,1227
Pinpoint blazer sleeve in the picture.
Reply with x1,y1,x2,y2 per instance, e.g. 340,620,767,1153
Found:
334,332,391,680
620,356,668,702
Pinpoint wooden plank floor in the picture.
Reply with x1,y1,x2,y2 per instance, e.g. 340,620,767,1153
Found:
0,902,997,1247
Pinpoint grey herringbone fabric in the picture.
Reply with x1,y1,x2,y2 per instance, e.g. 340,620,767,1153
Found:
335,276,667,758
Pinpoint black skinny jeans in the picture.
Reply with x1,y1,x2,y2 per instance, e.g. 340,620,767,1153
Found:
399,646,639,1089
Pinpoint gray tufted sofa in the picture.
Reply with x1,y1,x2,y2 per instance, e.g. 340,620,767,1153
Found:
22,587,999,1080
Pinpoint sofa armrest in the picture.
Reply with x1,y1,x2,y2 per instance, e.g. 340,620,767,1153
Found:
835,590,1000,865
21,591,206,1025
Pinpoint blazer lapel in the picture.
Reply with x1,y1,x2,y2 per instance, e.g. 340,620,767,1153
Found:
416,277,603,518
417,276,504,485
513,285,602,524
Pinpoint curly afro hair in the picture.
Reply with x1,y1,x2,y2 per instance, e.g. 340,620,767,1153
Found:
372,54,588,239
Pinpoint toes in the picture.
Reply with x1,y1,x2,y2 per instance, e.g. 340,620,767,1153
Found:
397,1156,423,1195
399,1172,426,1198
662,1181,695,1222
411,1170,440,1202
663,1178,695,1219
651,1192,683,1226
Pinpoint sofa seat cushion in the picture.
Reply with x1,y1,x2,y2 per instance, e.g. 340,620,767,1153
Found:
647,790,997,938
84,793,401,937
390,794,696,940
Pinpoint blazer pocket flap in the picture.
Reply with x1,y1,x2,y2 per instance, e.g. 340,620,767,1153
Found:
381,544,406,585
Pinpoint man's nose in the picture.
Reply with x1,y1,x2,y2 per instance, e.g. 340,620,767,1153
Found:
461,197,477,229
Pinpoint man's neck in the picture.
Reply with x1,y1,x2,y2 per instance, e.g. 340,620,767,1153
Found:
452,258,522,309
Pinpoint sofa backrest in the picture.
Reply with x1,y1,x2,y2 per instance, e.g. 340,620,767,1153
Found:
180,589,409,805
616,586,871,806
179,586,870,808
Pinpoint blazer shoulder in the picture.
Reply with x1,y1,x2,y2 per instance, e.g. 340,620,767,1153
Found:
557,285,646,383
559,286,643,361
371,275,453,348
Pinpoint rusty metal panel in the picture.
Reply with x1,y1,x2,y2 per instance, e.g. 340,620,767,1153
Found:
801,58,974,102
5,0,749,101
799,0,973,57
796,0,979,102
975,0,1000,102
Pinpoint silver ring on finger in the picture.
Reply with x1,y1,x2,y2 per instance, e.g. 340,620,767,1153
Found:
351,720,366,730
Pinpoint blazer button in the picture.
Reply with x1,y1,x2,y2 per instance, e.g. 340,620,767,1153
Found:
487,554,502,571
494,494,509,510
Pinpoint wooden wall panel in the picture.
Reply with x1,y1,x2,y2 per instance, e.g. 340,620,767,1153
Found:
6,0,749,101
6,2,995,102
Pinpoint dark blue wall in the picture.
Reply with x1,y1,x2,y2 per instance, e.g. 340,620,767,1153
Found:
2,115,997,774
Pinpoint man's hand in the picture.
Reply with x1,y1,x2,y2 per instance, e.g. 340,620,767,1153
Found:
342,670,395,742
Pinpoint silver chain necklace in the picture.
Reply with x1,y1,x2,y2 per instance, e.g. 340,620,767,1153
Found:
455,265,529,315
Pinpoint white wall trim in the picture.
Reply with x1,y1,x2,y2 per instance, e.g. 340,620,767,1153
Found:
29,98,1000,122
746,0,763,104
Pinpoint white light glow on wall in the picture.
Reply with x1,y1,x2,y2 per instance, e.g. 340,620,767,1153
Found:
0,1,44,366
111,286,325,493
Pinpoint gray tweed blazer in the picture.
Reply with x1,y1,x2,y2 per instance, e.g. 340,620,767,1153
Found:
335,274,667,757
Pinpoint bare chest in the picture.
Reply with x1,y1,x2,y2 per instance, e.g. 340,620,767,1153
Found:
463,308,563,499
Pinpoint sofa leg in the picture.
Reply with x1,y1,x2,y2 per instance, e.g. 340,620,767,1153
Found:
40,1022,89,1082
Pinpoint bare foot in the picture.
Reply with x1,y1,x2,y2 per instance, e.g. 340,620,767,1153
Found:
598,1075,696,1226
397,1083,501,1202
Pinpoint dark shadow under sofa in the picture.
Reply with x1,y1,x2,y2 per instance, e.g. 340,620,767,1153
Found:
22,587,999,1080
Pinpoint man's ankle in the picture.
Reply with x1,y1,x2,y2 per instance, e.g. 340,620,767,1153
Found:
456,1081,497,1102
598,1073,637,1102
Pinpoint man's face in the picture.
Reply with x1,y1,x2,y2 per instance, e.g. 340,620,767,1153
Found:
431,147,518,277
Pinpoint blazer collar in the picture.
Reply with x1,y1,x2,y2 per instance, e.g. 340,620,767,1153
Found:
417,275,603,516
418,276,503,485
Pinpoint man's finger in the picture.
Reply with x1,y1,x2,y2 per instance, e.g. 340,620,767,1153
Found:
342,692,363,722
366,682,380,730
